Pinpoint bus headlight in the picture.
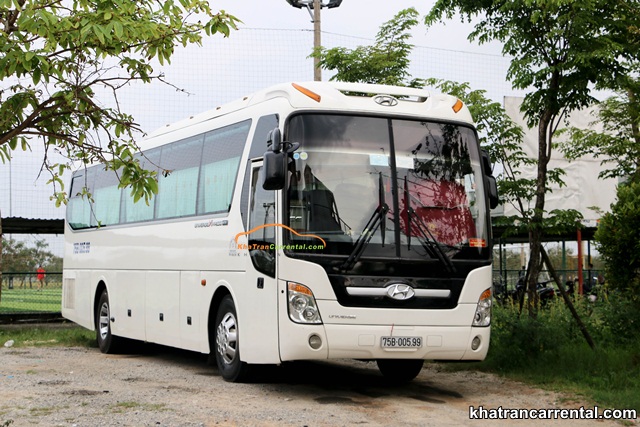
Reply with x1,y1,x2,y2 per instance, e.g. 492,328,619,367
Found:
472,288,492,327
287,282,322,324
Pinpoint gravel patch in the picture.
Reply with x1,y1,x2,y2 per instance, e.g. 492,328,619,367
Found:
0,345,633,426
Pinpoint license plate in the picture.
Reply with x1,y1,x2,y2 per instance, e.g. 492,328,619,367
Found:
381,336,422,348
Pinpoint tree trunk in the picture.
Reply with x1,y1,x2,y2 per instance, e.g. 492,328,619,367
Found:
540,245,596,350
526,109,554,318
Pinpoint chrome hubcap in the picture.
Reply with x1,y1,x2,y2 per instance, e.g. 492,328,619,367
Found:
98,302,110,340
216,312,238,365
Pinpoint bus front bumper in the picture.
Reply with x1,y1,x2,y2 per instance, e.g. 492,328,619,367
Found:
279,323,490,362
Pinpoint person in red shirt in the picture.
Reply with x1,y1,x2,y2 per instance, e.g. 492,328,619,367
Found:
36,267,45,291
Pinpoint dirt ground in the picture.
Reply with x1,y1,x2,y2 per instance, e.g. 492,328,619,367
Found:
0,345,636,427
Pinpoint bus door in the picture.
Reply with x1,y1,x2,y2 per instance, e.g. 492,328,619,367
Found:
237,160,280,363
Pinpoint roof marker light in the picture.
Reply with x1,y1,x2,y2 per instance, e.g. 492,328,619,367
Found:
292,83,321,103
452,99,464,113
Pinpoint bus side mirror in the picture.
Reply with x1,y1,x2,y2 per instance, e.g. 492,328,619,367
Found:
263,128,286,190
486,175,499,209
263,149,287,190
266,128,283,153
481,150,499,209
263,128,300,191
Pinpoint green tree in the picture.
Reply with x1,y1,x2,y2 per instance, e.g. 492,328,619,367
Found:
311,8,424,88
594,181,640,299
424,78,581,237
1,236,32,273
1,236,61,289
0,0,239,206
425,0,640,317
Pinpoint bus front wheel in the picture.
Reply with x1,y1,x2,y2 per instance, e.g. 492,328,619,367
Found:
376,359,424,383
214,295,251,382
95,290,124,353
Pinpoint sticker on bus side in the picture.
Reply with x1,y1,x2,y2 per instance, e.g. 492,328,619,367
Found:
73,242,91,254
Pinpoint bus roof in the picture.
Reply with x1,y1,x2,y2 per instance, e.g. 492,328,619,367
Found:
145,81,473,140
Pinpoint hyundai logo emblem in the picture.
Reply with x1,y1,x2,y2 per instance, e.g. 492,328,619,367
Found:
374,95,399,107
385,283,415,300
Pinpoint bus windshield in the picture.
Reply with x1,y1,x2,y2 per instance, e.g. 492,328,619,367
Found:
285,114,489,265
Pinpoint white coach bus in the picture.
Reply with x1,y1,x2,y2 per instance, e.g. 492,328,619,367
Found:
62,81,499,382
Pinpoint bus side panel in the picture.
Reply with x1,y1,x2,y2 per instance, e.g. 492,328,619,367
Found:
180,270,206,353
457,265,493,303
62,269,94,331
145,271,181,348
110,271,146,342
227,271,281,365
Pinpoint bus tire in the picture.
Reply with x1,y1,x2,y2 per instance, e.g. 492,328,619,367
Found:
95,289,124,354
376,359,424,383
214,295,251,382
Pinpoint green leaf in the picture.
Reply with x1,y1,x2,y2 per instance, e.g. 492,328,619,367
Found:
0,0,240,208
32,67,41,85
113,21,124,38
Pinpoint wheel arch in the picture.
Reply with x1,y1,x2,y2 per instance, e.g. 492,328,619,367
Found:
207,285,232,353
93,280,107,331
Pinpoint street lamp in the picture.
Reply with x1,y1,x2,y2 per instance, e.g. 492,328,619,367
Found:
285,0,344,81
286,0,343,13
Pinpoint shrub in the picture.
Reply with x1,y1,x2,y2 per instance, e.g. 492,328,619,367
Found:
595,180,640,300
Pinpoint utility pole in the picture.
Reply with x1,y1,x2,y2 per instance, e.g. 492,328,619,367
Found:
285,0,343,82
313,0,321,81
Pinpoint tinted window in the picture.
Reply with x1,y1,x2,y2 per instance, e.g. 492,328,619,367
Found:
156,135,203,220
198,120,251,214
67,119,251,229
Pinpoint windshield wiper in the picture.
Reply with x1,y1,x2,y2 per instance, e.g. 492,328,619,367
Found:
403,177,456,273
339,173,388,272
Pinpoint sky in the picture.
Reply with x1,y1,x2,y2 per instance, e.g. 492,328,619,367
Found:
216,1,503,55
119,0,510,135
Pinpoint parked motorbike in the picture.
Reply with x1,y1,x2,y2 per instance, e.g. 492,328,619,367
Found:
565,278,605,302
510,276,556,307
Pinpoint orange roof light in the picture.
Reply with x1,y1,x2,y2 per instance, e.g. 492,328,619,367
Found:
452,98,464,113
292,83,321,103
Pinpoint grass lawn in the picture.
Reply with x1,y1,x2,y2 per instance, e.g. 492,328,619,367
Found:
0,287,62,313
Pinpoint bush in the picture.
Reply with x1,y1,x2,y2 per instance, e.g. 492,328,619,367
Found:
486,302,570,371
482,295,640,410
487,293,640,369
595,180,640,300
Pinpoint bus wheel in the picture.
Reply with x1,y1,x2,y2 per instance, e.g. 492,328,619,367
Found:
214,295,250,382
376,359,424,383
96,290,123,354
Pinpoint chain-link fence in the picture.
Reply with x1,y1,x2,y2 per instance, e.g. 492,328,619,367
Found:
0,271,63,315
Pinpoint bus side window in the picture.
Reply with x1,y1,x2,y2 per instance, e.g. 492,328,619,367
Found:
67,171,95,229
248,165,276,277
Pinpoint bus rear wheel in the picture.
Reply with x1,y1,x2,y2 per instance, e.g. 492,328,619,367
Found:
214,295,251,382
95,289,124,353
376,359,424,383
